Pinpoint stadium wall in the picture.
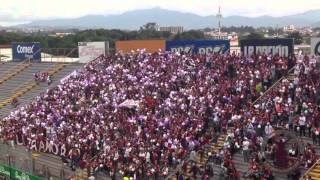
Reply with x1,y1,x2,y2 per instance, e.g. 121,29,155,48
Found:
115,40,166,53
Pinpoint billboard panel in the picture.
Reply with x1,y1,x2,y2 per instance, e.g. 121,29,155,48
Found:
12,42,41,62
116,40,165,53
78,41,109,63
165,40,230,55
311,38,320,56
240,38,294,57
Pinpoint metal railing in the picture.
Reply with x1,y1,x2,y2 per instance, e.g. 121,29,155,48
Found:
300,159,320,180
41,48,79,63
252,65,296,105
0,142,75,180
0,48,79,63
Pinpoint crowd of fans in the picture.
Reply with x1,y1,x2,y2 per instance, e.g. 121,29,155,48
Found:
218,54,320,180
0,50,318,179
34,71,52,85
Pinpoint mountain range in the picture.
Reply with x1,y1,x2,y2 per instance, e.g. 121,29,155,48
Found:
22,8,320,30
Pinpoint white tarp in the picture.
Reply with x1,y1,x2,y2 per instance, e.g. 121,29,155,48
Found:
311,38,320,56
78,42,109,63
118,99,140,109
60,70,79,84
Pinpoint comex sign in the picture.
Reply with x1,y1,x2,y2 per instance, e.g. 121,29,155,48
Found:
16,45,36,60
16,45,35,54
12,42,41,62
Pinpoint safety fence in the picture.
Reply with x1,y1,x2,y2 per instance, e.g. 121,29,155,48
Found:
0,142,76,180
0,48,79,63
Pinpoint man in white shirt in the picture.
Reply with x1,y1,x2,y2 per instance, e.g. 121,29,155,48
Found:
265,123,274,137
242,137,250,162
299,114,306,137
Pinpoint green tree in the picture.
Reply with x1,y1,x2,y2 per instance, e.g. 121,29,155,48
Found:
173,30,206,40
242,32,265,40
286,32,303,45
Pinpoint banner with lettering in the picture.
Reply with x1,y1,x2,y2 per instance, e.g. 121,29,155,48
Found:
166,40,230,55
12,42,41,62
15,134,72,158
240,38,294,57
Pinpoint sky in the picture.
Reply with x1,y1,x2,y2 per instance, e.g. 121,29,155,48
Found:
0,0,320,26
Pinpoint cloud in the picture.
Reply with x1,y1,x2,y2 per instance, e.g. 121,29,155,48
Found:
0,0,319,24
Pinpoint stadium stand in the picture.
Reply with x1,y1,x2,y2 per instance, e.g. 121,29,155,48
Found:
0,51,319,180
217,55,320,180
0,63,83,118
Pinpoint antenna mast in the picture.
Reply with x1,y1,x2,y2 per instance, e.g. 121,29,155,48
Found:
217,4,222,39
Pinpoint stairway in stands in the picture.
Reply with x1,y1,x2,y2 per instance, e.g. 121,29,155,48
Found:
167,129,233,180
230,70,320,180
0,62,83,119
166,73,299,180
0,62,84,179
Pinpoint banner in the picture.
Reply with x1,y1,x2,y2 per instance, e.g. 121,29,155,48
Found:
15,134,72,158
240,38,294,57
12,42,41,62
78,42,109,63
0,164,43,180
166,40,230,55
311,38,320,56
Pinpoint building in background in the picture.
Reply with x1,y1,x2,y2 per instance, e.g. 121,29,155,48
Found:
283,25,296,33
159,26,184,34
228,33,239,46
141,23,183,34
50,32,75,38
205,31,228,40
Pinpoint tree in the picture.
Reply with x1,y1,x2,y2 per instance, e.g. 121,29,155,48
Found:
242,32,265,40
173,30,206,40
140,23,158,31
286,32,303,45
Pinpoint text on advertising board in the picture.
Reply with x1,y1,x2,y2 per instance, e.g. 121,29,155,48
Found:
12,42,41,62
243,45,289,57
16,45,35,54
240,39,293,57
166,40,230,55
170,45,227,54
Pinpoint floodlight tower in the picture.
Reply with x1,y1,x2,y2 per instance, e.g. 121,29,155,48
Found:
217,5,222,39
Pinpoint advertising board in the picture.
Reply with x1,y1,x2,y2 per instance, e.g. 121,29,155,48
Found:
12,42,41,62
116,40,166,53
165,40,230,55
311,38,320,56
78,41,109,63
240,38,294,57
